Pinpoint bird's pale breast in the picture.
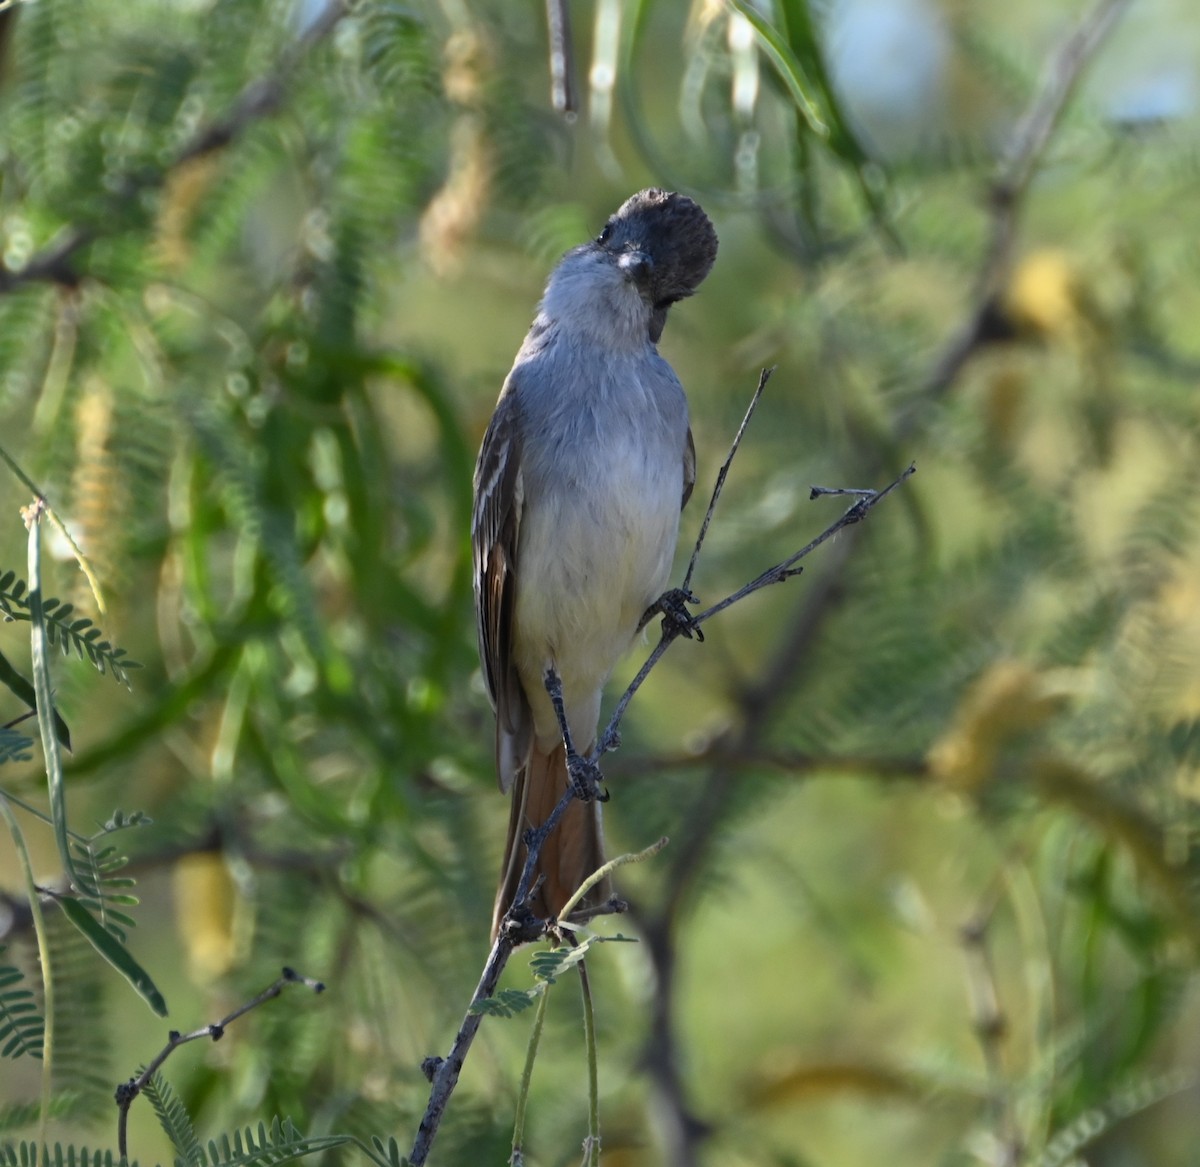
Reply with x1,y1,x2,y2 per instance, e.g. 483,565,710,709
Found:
512,352,687,749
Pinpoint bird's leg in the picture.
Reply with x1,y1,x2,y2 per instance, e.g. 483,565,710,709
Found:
543,667,609,802
639,586,704,643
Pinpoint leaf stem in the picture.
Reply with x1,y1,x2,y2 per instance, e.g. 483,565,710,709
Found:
579,961,600,1167
23,501,80,891
0,794,54,1150
511,979,551,1163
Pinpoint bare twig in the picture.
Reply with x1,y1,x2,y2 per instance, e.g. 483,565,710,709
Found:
409,936,515,1165
960,903,1022,1166
689,461,914,626
597,460,915,754
680,366,773,593
114,967,325,1160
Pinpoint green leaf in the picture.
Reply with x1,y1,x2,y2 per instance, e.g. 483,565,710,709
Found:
0,1143,128,1167
468,987,541,1019
0,648,71,751
54,895,167,1017
0,953,44,1060
0,569,142,688
727,0,828,137
143,1072,204,1167
528,933,633,984
198,1117,355,1167
0,727,34,766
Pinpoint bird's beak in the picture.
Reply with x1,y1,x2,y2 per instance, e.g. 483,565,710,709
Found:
617,249,654,284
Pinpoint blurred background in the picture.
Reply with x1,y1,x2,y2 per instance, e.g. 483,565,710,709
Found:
2,0,1200,1164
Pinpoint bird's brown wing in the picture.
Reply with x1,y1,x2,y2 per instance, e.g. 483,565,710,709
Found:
682,425,696,509
471,380,531,792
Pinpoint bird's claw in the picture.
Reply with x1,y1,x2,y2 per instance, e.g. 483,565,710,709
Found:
646,586,704,642
566,751,608,802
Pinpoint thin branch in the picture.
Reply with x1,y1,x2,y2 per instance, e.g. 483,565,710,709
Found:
115,967,326,1160
924,0,1133,398
993,0,1132,214
690,461,914,625
579,960,600,1167
557,836,668,926
0,227,91,295
172,0,348,169
510,971,551,1164
680,366,773,593
408,936,515,1165
0,794,55,1150
960,905,1022,1166
597,460,915,755
3,442,108,611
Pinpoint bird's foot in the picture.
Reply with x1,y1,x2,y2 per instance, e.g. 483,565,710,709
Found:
640,586,704,642
566,750,609,803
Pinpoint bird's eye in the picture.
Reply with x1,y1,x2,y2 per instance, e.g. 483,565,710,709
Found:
596,222,613,245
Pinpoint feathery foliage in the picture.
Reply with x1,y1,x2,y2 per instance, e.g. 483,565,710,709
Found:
141,1074,204,1167
0,1144,130,1167
0,952,42,1061
0,573,140,686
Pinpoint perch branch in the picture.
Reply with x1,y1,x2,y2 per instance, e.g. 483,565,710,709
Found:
410,371,913,1165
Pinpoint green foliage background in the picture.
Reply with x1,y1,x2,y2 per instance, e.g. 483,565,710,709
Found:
2,0,1200,1164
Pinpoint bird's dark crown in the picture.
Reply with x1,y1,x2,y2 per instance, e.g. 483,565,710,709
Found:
596,188,718,310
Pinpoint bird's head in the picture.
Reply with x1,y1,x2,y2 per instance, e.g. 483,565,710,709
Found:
543,189,718,346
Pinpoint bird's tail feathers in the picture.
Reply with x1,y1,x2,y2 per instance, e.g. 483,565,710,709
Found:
491,741,608,940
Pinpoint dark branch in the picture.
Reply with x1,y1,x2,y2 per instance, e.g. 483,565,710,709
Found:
115,967,325,1160
924,0,1133,398
680,366,773,594
408,936,514,1165
596,460,915,756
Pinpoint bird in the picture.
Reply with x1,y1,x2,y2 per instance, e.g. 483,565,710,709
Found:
472,188,718,940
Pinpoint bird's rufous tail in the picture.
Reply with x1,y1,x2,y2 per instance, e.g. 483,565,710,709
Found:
491,741,608,940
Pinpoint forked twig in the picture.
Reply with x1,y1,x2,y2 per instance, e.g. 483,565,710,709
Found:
598,450,915,754
115,968,325,1159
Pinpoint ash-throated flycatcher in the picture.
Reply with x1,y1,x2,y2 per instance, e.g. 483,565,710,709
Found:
472,189,718,939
